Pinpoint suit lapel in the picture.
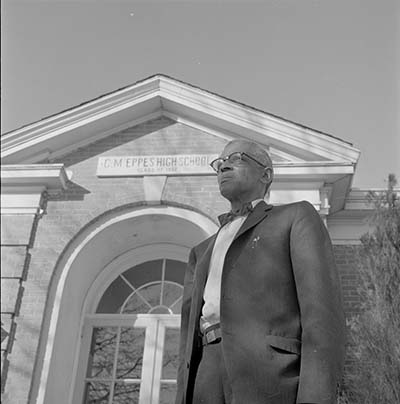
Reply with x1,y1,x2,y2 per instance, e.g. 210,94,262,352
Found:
233,200,273,241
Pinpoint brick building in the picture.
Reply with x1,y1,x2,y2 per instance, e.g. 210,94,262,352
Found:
1,75,372,404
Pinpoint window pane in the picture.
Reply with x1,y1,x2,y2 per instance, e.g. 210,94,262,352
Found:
116,327,145,379
162,282,183,311
165,259,186,285
96,277,132,313
87,327,117,378
113,382,140,404
138,283,162,307
84,381,111,404
159,383,177,404
122,283,161,313
169,298,182,314
121,293,151,314
161,328,180,379
123,260,162,288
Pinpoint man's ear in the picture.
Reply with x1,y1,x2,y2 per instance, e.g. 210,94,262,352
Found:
261,167,273,185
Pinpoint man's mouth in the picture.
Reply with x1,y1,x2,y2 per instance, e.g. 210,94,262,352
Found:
219,176,233,185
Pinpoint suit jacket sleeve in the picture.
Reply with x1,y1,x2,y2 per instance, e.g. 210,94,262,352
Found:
290,201,345,404
175,247,197,404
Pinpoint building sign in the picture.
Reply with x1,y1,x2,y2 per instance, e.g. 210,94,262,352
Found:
97,154,218,176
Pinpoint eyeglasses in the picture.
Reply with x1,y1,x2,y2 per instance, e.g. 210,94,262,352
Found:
210,151,267,172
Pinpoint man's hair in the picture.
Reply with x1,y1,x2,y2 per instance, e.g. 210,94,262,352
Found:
226,139,274,195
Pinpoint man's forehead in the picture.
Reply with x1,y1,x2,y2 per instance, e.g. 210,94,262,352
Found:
221,141,255,157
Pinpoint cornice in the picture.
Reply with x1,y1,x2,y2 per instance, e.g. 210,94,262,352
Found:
159,77,360,162
1,164,69,190
0,164,69,214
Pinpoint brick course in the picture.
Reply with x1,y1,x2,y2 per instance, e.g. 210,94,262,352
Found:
1,214,39,397
1,215,35,246
334,245,361,318
1,247,29,279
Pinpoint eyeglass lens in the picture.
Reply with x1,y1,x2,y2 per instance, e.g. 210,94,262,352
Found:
211,152,243,171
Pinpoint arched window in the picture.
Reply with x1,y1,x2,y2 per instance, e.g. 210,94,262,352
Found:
79,257,186,404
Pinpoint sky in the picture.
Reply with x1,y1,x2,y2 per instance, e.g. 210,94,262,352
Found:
1,0,399,188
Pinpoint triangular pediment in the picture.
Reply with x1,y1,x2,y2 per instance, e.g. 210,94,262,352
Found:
1,74,359,166
1,74,360,213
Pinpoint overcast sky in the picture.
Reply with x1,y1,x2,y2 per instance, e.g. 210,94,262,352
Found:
1,0,399,188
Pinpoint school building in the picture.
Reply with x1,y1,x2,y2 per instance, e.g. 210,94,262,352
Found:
1,75,372,404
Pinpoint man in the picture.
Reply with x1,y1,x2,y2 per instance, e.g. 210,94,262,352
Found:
176,139,345,404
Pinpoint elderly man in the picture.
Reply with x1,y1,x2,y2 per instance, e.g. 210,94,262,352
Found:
176,139,345,404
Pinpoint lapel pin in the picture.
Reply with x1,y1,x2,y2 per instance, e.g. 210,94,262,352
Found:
251,236,260,248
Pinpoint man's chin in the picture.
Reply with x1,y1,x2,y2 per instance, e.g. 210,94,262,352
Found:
219,186,235,201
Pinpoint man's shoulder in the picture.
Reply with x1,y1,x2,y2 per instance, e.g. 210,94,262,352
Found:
269,200,316,215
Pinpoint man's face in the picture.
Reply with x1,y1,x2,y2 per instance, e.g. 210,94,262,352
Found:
217,142,266,202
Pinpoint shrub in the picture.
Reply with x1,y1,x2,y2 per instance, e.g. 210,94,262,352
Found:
342,174,400,403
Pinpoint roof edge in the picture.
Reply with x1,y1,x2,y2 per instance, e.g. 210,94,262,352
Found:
2,73,354,147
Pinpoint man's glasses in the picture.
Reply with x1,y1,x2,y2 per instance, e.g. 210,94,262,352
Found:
210,151,267,172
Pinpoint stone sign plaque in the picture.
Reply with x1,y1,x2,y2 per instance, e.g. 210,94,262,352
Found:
97,154,218,176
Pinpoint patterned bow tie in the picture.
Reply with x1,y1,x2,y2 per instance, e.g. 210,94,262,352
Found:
218,202,254,227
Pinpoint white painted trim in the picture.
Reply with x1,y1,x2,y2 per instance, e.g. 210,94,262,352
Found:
269,147,306,162
331,239,362,245
0,165,68,214
271,181,324,190
35,205,217,404
150,317,180,404
84,313,181,323
159,78,360,161
327,214,372,245
272,164,354,180
162,111,235,142
1,190,44,215
0,164,68,189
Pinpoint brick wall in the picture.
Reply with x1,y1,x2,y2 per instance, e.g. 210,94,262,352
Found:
333,244,361,383
1,214,40,398
334,245,361,318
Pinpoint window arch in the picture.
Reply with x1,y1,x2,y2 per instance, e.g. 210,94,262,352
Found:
96,259,185,315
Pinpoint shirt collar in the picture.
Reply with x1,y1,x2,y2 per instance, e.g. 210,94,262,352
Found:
251,198,264,208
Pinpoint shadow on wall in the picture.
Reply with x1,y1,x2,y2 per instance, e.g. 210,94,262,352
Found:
47,181,91,202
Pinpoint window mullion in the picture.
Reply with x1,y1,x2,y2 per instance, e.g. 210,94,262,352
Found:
120,275,153,311
169,295,183,312
160,259,166,306
108,326,121,404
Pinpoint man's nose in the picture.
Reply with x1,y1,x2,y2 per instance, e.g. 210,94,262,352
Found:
220,163,233,172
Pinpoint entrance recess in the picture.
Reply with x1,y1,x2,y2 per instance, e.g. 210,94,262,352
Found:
37,206,217,404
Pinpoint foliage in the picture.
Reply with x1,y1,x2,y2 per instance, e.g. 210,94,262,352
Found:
342,174,400,404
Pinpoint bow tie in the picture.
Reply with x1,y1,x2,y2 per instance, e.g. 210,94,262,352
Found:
218,202,254,227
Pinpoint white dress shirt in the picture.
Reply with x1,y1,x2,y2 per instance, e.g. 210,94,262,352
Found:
200,199,264,332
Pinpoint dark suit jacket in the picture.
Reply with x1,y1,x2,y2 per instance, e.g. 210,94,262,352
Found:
176,201,345,404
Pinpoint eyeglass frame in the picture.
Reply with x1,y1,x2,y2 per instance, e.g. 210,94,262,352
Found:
210,151,267,173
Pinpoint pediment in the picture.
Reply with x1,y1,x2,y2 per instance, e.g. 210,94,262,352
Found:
1,74,359,165
1,74,360,213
